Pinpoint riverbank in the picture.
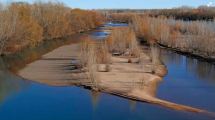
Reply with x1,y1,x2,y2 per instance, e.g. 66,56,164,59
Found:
79,46,213,115
0,3,103,56
17,23,215,117
138,40,215,64
17,39,214,115
158,43,215,64
1,32,90,72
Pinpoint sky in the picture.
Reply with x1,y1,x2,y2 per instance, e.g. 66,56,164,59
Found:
1,0,215,9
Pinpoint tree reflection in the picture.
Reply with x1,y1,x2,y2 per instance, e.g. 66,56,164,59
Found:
90,90,100,110
160,48,215,85
195,61,215,83
129,100,136,112
0,57,29,104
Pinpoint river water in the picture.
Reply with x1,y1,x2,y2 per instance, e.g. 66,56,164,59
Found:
0,23,215,120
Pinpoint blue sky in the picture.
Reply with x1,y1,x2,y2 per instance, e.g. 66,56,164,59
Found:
1,0,215,9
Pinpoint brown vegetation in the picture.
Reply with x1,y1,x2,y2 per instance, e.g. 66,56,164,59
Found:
146,7,215,21
107,27,140,57
131,15,215,58
80,27,142,89
80,37,111,89
0,2,104,55
80,38,110,66
109,13,133,23
102,6,215,21
109,13,215,59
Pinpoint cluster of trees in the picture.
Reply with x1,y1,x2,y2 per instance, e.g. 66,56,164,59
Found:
80,27,140,71
109,13,133,23
0,2,104,55
107,27,140,57
80,27,142,90
146,7,215,21
102,6,215,21
131,15,215,58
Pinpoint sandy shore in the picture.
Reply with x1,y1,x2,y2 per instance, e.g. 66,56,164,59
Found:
91,55,210,114
17,40,215,116
18,43,88,86
158,43,215,63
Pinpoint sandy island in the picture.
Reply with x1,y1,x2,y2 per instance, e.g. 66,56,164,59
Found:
17,39,214,116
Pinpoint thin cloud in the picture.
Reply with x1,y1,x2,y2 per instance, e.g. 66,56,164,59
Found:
207,1,215,7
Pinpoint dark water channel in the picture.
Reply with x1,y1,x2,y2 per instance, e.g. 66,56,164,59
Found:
0,23,214,120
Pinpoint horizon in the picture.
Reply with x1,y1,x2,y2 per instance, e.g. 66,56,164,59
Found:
1,0,215,9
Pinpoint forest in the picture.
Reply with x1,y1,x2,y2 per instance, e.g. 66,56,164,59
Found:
103,6,215,21
108,12,215,59
0,2,103,55
146,6,215,21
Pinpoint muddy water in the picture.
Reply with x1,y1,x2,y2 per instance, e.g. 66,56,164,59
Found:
0,23,214,120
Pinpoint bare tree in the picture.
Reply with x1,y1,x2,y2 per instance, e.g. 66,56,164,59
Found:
0,9,17,55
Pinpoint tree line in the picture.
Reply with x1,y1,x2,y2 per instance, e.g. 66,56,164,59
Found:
102,6,215,21
0,2,104,55
131,15,215,58
146,7,215,21
109,13,215,59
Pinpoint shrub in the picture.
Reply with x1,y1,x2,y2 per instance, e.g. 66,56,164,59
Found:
107,27,140,57
80,37,111,89
131,15,215,57
80,37,111,67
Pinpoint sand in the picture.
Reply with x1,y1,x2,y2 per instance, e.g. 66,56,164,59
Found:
17,41,215,116
18,43,87,86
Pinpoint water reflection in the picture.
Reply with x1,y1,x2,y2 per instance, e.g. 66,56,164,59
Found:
91,22,128,40
129,100,137,112
158,48,215,112
91,90,101,110
161,49,215,85
91,31,110,39
2,34,84,72
0,22,214,120
195,61,215,83
0,34,85,105
104,22,128,27
0,58,29,104
161,50,183,66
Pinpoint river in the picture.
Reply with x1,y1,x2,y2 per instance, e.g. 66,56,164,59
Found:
0,23,215,120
